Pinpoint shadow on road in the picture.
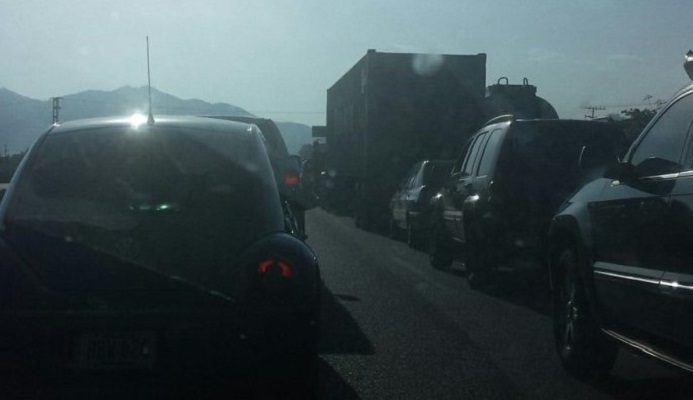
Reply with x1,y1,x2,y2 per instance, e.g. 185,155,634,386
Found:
319,283,375,356
318,359,361,400
591,372,693,400
0,282,368,400
481,269,553,317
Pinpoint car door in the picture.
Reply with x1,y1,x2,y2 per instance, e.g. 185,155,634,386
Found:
468,128,505,220
404,162,425,217
591,92,693,338
659,91,693,348
392,163,419,227
441,133,486,241
451,131,489,241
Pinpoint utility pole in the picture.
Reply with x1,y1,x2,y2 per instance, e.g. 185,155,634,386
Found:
51,97,63,124
581,105,605,119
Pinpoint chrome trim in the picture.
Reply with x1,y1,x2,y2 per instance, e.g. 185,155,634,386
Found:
593,270,660,285
641,173,680,180
660,280,693,291
677,170,693,178
603,329,693,373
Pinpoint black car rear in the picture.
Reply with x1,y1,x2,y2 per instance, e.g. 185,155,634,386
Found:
0,116,320,377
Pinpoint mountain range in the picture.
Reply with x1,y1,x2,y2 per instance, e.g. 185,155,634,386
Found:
0,86,313,155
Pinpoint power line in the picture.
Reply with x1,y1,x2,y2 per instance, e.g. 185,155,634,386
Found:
581,105,605,120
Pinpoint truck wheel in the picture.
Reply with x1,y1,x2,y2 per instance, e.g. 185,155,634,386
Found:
429,217,452,269
552,245,617,379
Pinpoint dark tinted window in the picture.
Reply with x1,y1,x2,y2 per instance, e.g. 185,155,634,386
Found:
401,162,420,188
7,126,283,281
630,93,693,170
410,165,424,188
463,132,487,176
504,122,619,211
205,116,289,158
423,161,454,185
477,129,503,176
452,139,473,174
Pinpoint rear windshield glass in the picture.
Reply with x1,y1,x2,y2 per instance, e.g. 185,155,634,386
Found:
424,161,454,184
5,126,283,276
505,122,625,207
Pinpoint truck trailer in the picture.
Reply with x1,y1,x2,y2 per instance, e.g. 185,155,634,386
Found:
325,49,487,230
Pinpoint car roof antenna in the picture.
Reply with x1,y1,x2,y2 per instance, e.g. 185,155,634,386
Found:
146,36,155,125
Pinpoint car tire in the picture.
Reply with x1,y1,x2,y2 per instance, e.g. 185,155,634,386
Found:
464,223,495,289
389,217,400,240
406,219,418,249
429,216,452,269
465,238,490,289
552,245,618,379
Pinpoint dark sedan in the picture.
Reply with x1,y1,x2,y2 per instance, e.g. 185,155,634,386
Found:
0,115,320,382
389,160,453,248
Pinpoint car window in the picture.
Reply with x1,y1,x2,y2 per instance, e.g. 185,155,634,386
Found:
401,162,420,189
452,139,474,174
6,126,283,279
423,161,454,185
410,164,424,188
476,129,503,177
463,132,488,176
629,93,693,171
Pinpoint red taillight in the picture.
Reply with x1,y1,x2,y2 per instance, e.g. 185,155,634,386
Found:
258,258,294,278
258,258,273,274
284,174,299,187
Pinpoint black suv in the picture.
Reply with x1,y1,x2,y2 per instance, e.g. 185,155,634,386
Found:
429,116,625,287
548,76,693,376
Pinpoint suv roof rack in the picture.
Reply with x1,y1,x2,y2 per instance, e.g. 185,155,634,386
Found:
483,114,515,127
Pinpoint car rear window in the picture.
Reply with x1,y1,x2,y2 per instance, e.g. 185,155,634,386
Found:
503,121,625,212
5,126,284,279
424,161,454,184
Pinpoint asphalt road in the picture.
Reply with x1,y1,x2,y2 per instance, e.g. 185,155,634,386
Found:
4,208,692,399
308,208,692,400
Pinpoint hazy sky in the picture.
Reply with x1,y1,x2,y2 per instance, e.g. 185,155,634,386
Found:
1,0,691,126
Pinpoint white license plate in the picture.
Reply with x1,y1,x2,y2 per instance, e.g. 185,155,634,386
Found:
76,331,157,369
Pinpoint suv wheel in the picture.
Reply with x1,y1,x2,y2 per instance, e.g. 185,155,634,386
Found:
429,216,452,269
552,245,618,379
465,240,490,289
389,217,401,240
465,227,495,289
406,218,421,249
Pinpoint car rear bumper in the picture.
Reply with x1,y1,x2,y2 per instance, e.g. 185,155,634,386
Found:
0,306,318,376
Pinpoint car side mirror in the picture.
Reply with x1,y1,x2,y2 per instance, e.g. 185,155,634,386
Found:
633,157,682,177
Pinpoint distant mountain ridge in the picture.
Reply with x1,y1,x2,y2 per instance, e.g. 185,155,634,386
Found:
0,86,313,154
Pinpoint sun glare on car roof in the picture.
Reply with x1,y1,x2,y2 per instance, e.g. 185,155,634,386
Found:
129,113,148,129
